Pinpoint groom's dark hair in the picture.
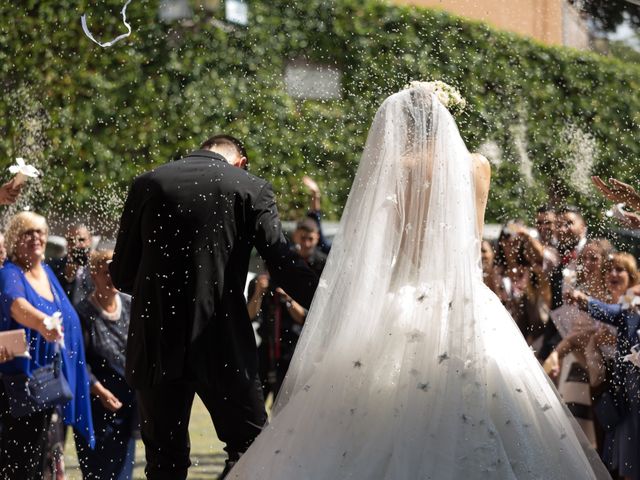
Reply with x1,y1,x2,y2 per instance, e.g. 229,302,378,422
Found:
201,134,249,170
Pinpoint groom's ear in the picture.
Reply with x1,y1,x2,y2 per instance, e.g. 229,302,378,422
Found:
239,156,248,171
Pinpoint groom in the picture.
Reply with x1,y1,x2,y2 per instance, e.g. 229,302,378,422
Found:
110,134,318,480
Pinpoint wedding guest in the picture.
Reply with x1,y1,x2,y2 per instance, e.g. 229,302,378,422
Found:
577,239,613,301
569,252,640,480
480,240,505,299
555,206,588,300
540,206,588,364
247,273,276,398
74,250,136,480
535,205,557,247
248,219,327,397
247,277,309,398
587,252,638,455
553,239,612,447
554,239,612,359
302,176,331,254
0,212,94,479
495,221,548,344
0,342,14,457
291,218,327,278
254,218,327,396
42,409,66,480
270,285,307,396
48,223,94,307
44,223,94,480
535,205,561,272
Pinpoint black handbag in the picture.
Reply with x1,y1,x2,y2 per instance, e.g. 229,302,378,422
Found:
1,349,73,418
1,285,74,418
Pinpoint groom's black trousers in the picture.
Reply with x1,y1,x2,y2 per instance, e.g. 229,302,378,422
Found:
136,375,266,480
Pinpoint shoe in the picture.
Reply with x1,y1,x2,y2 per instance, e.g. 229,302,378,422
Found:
217,460,236,480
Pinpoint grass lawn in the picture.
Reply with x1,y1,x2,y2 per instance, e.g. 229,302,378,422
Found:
65,396,226,479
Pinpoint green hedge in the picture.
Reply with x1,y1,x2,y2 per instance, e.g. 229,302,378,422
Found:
0,0,638,233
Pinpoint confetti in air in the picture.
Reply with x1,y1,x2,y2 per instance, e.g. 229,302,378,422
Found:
81,0,133,48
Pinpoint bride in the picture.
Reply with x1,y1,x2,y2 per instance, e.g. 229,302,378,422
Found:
230,82,610,479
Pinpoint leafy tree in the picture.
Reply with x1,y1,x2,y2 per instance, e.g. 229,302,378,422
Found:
0,0,638,235
569,0,640,31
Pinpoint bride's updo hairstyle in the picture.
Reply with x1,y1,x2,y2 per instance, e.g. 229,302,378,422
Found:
392,81,465,171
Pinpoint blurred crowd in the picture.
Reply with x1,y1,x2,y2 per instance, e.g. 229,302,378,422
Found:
0,172,639,480
246,173,640,480
480,176,640,480
247,176,330,399
0,174,331,480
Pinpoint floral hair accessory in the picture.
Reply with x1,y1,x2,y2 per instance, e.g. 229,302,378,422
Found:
405,80,466,115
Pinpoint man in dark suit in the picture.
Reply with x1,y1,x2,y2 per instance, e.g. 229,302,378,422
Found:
48,223,94,306
109,134,318,480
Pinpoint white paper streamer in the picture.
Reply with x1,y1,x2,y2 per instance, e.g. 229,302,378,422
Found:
81,0,133,48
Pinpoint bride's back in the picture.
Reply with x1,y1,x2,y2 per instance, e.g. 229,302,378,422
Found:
372,86,485,288
271,85,486,406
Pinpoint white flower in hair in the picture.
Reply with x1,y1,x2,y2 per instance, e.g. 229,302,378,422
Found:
405,80,466,114
9,157,40,186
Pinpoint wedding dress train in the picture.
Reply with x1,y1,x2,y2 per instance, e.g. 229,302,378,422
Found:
230,83,611,479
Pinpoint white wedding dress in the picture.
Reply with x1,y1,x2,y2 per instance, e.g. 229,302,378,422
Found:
230,85,611,479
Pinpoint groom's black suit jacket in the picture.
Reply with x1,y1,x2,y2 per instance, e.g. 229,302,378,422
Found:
110,150,318,389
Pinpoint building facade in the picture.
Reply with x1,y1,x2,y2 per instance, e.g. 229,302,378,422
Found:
392,0,590,49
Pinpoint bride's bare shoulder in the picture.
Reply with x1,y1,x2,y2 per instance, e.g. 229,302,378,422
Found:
471,153,491,177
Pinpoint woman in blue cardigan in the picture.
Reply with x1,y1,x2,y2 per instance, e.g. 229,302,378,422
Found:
570,252,640,480
0,212,94,479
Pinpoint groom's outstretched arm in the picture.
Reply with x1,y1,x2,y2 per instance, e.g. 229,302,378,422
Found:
252,182,318,309
110,175,150,295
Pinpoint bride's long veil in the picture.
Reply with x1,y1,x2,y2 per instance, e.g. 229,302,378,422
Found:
236,86,610,479
277,87,481,409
